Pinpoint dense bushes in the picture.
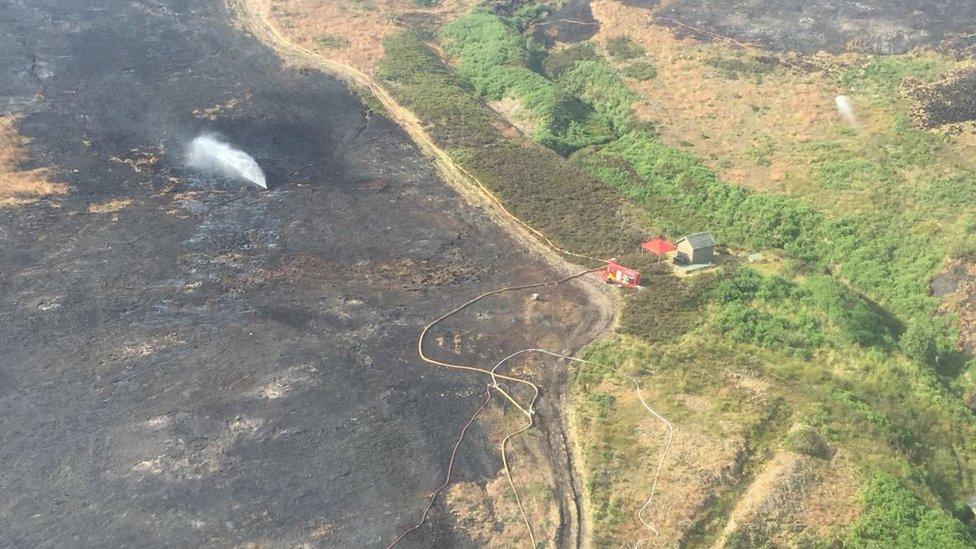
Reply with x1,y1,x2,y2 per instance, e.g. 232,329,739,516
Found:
583,131,956,367
715,301,823,357
442,12,637,154
847,472,975,548
441,11,615,154
622,60,657,81
558,59,638,135
619,264,714,342
543,42,600,78
605,36,645,61
379,30,631,257
707,268,899,355
800,274,901,349
441,10,543,84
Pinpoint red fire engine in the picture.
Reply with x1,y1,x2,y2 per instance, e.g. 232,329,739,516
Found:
604,259,640,288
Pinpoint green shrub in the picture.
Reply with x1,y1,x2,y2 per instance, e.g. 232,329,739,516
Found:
622,60,657,81
606,36,644,61
379,30,631,256
441,10,542,85
441,11,615,154
815,157,882,190
704,53,775,79
589,392,616,419
313,34,351,49
928,175,976,206
559,60,639,134
716,302,823,357
899,317,955,368
510,3,551,30
847,472,974,548
620,265,714,342
711,268,791,303
800,275,900,349
839,56,948,97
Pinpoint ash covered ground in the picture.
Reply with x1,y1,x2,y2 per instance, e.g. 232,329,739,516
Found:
0,0,603,546
655,0,976,55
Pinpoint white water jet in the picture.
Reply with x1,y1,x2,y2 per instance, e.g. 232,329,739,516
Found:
186,134,267,189
835,95,858,128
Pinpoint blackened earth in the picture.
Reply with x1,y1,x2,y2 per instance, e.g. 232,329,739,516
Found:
655,0,976,55
0,0,601,546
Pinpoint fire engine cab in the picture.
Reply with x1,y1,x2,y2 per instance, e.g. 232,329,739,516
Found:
603,259,640,288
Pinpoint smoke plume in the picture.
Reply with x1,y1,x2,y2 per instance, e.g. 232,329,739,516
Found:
835,95,858,128
186,134,267,189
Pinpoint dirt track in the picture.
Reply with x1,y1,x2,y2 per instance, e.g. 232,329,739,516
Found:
0,0,607,545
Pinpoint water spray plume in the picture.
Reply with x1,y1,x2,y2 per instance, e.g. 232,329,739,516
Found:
186,134,267,189
835,95,858,128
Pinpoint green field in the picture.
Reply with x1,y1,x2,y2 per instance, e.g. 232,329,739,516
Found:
377,6,976,545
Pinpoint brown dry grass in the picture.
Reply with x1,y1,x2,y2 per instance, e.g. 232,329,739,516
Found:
0,115,67,207
88,198,132,214
573,370,754,546
445,402,561,546
634,412,749,545
715,450,860,546
255,0,476,74
192,91,252,120
590,0,839,193
488,97,536,137
936,258,976,354
796,451,861,539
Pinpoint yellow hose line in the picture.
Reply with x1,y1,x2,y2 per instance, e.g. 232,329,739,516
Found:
499,409,538,547
488,349,596,546
417,270,599,415
417,269,599,546
225,3,611,544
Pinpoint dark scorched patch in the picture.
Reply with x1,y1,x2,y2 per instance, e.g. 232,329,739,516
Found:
0,0,600,546
655,0,976,55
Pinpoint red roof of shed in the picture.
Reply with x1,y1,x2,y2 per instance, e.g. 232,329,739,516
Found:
642,238,676,254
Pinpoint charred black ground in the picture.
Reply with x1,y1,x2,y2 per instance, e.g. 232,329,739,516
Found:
0,0,601,546
533,0,600,47
655,0,976,55
907,67,976,128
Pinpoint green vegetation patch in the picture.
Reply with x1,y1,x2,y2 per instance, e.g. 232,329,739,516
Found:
704,51,776,79
621,60,657,81
377,19,976,543
558,59,639,135
441,11,615,154
543,42,601,79
813,156,882,191
839,55,950,98
379,30,631,256
605,36,644,61
847,472,976,548
313,33,351,49
618,262,714,342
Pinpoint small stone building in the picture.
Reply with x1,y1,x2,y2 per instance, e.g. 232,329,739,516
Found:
675,232,716,265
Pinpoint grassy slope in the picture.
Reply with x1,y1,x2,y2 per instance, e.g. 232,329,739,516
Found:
376,8,976,546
